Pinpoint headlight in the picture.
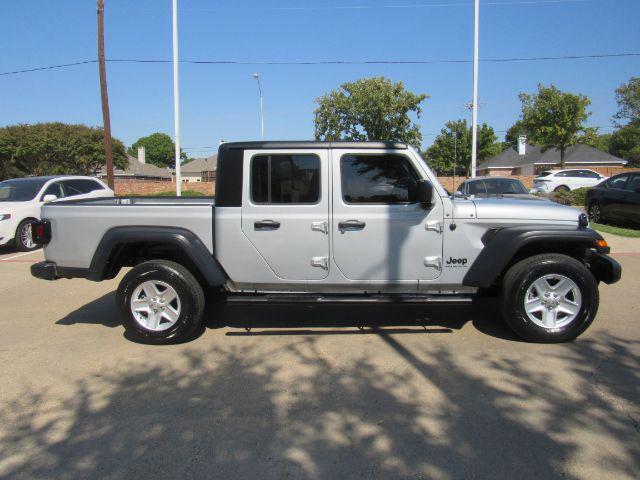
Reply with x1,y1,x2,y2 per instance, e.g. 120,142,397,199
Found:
0,214,11,221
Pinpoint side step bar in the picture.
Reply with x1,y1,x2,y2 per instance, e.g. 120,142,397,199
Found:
226,293,474,305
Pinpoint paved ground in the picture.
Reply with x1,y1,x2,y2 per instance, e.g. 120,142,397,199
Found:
0,237,638,480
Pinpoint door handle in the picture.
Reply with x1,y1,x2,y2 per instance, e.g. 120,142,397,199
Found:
254,219,280,230
338,219,366,230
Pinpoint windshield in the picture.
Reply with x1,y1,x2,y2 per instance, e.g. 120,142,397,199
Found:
483,179,528,194
0,178,47,202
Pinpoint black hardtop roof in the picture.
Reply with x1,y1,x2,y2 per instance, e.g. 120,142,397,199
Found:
219,141,408,151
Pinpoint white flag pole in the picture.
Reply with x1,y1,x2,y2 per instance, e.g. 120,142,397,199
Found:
172,0,182,195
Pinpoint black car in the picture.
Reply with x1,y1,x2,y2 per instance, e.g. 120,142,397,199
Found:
456,177,530,196
586,171,640,227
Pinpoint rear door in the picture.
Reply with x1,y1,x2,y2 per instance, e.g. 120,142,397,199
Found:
331,149,444,282
241,149,330,280
622,173,640,223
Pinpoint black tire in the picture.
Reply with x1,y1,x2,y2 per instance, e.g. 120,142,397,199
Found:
588,202,603,223
15,219,39,252
501,253,599,343
554,185,570,193
116,259,205,344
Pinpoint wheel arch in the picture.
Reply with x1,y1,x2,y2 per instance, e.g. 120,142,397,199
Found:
88,226,227,287
463,226,607,289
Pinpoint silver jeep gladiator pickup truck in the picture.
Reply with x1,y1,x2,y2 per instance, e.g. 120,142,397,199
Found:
31,141,621,344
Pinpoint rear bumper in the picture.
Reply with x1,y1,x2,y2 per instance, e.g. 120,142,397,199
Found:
31,261,90,281
587,253,622,285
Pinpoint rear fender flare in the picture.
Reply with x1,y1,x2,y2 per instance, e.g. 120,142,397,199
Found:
88,226,226,286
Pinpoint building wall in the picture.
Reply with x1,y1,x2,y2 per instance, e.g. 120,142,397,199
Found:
114,180,215,196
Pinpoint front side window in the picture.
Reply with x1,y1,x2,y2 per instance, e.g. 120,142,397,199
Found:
579,170,600,178
467,181,486,195
62,179,101,196
251,154,320,204
624,175,640,192
607,175,629,190
483,179,528,194
341,154,419,204
41,182,65,200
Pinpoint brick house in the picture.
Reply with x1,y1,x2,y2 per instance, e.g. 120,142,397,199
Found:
478,138,627,177
179,155,217,183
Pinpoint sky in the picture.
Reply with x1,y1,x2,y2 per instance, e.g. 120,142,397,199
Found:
1,0,639,159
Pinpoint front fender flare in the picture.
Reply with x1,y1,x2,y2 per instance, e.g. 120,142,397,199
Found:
462,226,606,289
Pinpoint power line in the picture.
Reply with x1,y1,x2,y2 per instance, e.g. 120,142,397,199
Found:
2,52,639,76
181,0,593,11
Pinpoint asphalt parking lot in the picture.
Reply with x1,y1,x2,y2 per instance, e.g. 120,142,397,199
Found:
0,237,639,480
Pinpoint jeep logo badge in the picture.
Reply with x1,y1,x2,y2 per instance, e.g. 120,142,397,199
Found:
446,257,468,267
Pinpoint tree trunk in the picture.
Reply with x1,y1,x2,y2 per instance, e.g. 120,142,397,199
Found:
97,0,114,190
560,146,565,169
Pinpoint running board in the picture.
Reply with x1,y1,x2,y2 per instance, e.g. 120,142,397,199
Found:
226,293,474,305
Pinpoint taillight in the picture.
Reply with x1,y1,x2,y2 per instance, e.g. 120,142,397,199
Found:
32,220,51,245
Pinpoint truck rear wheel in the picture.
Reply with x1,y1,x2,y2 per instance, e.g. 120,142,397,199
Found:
501,254,599,343
116,260,205,344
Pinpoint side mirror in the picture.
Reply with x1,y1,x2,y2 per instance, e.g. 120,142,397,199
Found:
42,194,58,203
416,179,434,208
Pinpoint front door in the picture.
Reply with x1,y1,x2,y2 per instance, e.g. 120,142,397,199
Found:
241,149,330,281
331,150,444,282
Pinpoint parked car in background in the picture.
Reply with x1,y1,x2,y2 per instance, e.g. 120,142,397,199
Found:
533,169,607,193
456,177,530,196
586,171,640,227
0,176,113,251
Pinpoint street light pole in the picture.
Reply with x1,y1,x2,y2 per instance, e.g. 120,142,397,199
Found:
253,73,264,139
470,0,480,178
172,0,182,196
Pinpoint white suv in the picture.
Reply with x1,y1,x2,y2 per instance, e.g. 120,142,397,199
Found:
533,169,607,193
0,176,113,251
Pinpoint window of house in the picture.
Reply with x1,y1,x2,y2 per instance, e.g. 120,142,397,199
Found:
251,154,320,204
340,154,420,204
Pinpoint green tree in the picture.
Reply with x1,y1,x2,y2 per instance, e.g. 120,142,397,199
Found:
0,123,126,181
128,132,186,168
519,84,591,168
503,120,529,150
609,123,640,167
424,119,502,175
613,77,640,126
314,77,428,150
577,127,612,153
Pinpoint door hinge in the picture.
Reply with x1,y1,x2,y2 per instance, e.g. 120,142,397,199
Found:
311,221,328,234
425,221,443,234
311,256,329,270
424,256,442,270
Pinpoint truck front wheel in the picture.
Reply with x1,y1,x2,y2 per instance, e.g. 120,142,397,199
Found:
116,260,205,344
501,254,599,343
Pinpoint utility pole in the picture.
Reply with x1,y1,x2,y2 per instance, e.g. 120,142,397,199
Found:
97,0,114,189
470,0,480,178
172,0,182,196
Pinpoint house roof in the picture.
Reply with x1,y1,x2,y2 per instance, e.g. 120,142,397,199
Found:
181,155,218,174
479,144,627,169
99,156,172,179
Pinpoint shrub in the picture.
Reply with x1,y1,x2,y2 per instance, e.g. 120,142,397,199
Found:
550,187,589,206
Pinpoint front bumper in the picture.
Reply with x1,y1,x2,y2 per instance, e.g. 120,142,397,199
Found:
31,261,90,281
587,253,622,285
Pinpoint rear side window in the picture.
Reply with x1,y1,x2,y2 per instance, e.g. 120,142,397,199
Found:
340,154,419,204
251,154,320,204
62,179,104,196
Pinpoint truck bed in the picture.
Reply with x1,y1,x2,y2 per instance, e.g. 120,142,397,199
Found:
41,196,216,269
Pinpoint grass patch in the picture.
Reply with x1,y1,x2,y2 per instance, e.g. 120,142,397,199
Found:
591,223,640,238
150,190,206,197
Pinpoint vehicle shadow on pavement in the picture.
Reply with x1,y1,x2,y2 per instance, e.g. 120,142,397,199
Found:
1,329,638,478
55,292,120,328
207,297,519,341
